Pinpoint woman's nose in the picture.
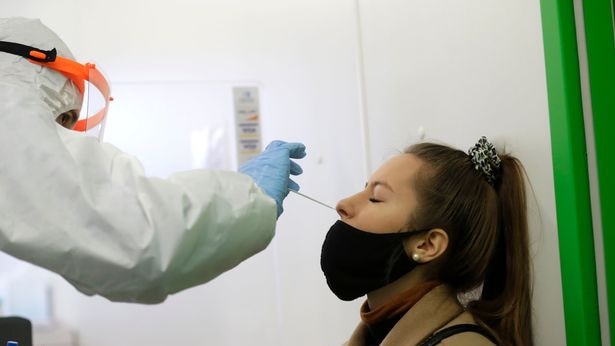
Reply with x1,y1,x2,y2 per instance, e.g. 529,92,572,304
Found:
336,198,353,219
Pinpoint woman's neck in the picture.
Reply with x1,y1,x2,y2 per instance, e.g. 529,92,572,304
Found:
366,267,430,310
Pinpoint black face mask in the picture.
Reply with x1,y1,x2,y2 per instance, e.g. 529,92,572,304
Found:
320,220,427,301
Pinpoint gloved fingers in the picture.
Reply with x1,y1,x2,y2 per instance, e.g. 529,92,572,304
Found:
284,142,307,159
265,140,287,151
288,179,300,192
264,140,306,159
290,160,303,175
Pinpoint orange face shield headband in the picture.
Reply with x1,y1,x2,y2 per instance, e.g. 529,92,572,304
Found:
0,41,112,133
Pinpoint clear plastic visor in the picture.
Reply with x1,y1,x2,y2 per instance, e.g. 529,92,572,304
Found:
72,63,111,140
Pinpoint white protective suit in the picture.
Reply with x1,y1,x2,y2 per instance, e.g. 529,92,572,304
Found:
0,18,277,303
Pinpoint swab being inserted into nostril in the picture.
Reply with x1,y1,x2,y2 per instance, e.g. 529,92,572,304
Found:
288,188,335,210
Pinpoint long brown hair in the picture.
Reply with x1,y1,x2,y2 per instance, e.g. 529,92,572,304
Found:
405,142,532,346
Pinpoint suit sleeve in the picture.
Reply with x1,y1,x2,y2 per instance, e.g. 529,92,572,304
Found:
0,84,277,303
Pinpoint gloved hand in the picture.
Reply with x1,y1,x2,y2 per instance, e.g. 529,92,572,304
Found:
239,140,306,217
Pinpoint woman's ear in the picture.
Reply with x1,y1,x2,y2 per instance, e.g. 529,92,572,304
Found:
404,228,449,263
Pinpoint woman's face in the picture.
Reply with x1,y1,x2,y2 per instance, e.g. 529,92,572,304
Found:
336,154,424,234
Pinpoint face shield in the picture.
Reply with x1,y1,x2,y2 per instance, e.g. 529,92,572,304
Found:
0,41,112,140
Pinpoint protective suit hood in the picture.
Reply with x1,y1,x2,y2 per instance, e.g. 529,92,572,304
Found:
0,17,82,118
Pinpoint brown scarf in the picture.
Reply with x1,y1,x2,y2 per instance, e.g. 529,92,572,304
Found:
360,281,442,326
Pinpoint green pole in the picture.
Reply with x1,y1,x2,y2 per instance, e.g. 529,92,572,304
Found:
539,0,602,344
582,0,615,343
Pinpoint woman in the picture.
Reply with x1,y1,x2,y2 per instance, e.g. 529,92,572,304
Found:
321,137,532,345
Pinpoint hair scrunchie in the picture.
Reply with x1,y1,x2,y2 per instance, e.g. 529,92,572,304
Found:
468,136,501,185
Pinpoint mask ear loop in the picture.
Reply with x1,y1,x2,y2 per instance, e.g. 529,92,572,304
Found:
385,228,431,283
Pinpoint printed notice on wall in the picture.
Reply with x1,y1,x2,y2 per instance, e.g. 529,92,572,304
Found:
233,87,262,166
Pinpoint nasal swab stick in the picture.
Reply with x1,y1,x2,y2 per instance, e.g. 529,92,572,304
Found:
288,189,335,210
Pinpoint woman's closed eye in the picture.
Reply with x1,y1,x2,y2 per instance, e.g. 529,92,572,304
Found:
369,198,382,203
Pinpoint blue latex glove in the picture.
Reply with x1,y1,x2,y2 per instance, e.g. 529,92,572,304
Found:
239,140,307,217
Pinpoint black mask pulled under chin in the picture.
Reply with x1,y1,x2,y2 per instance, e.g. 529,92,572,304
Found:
320,220,426,301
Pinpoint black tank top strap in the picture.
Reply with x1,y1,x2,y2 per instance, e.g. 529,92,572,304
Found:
418,323,496,346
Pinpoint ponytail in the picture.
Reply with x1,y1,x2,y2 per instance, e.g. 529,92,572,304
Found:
406,142,533,346
468,155,533,346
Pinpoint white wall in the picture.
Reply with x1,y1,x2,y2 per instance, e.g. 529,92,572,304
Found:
0,1,565,345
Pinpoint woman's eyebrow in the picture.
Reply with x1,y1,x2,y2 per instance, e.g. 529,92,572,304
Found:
365,181,395,192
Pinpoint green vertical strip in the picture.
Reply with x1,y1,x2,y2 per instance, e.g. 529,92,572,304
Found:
583,0,615,344
539,0,602,345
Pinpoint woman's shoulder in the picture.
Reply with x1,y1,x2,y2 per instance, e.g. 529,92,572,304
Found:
437,331,496,346
435,311,497,346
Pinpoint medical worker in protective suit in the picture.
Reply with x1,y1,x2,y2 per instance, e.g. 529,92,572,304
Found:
0,17,306,304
